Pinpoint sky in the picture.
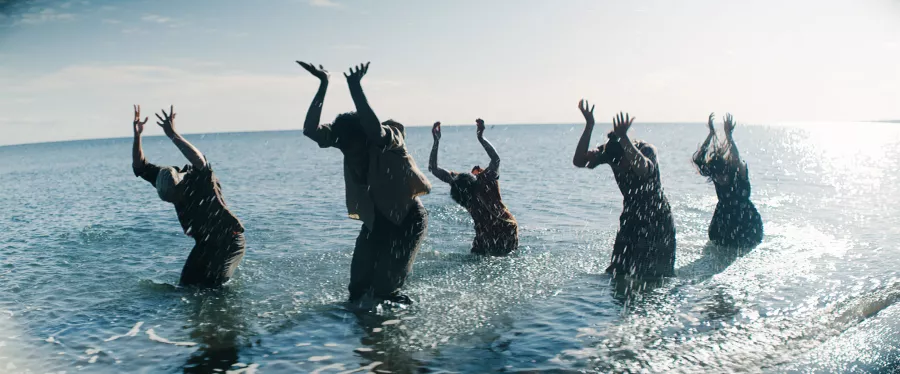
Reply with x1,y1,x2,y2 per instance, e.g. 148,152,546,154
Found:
0,0,898,146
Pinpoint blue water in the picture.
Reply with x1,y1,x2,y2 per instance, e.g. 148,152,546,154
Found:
1,123,899,373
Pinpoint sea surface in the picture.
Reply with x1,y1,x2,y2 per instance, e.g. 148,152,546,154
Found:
1,123,899,373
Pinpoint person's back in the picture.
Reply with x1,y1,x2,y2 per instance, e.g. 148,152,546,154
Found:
429,120,519,256
572,103,676,279
298,61,430,305
130,105,246,288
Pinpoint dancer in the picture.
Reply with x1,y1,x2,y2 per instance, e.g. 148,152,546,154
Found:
428,119,519,256
297,61,431,305
572,100,676,278
131,105,246,288
693,113,763,247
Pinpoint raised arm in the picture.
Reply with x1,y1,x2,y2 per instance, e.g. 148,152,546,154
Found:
344,62,389,146
475,118,500,174
155,106,207,169
722,113,747,177
132,105,149,170
613,112,654,179
573,99,598,168
296,61,331,143
428,122,454,183
693,112,718,167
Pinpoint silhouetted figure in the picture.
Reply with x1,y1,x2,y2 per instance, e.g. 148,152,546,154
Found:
131,105,246,288
297,61,431,305
428,119,519,256
572,100,676,278
693,113,763,248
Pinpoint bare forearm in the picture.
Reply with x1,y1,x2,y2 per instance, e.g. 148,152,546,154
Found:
132,134,145,168
169,132,206,169
573,123,595,167
348,82,386,143
303,81,328,137
429,139,453,183
618,134,652,177
478,135,500,171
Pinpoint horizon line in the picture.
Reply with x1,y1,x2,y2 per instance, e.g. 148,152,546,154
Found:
1,120,897,149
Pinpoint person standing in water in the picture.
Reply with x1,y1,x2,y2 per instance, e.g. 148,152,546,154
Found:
297,61,431,305
428,119,519,256
572,100,676,278
131,105,246,288
693,113,763,248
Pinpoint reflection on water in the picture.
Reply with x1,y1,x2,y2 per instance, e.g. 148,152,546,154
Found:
183,289,249,373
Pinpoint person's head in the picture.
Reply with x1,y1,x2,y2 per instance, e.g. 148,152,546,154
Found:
449,173,477,208
382,119,405,138
471,165,484,175
593,131,626,167
330,112,367,152
156,167,186,203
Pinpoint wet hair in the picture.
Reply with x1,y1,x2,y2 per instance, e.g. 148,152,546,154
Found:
449,173,477,208
693,139,732,181
382,119,405,138
156,167,183,203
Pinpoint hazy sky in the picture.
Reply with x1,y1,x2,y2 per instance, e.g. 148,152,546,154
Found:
0,0,898,146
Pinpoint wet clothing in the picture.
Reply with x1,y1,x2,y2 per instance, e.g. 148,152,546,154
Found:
588,143,676,278
134,160,246,287
708,168,763,247
449,169,519,256
305,121,431,301
306,122,431,230
348,199,427,301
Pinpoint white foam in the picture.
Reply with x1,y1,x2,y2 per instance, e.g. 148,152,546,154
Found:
104,321,144,342
145,329,197,347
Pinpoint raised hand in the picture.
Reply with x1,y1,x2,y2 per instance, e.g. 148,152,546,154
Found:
578,99,595,125
613,112,635,137
708,112,716,134
724,113,736,135
155,105,177,138
343,62,370,85
133,104,148,135
296,61,329,82
432,121,442,141
476,118,485,138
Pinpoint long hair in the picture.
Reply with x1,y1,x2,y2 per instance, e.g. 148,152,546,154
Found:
693,135,732,181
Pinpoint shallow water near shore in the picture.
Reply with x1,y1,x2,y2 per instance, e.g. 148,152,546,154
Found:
1,123,899,373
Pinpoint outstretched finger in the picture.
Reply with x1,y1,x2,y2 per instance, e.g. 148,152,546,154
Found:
155,113,164,123
169,105,174,119
141,116,149,125
590,104,595,113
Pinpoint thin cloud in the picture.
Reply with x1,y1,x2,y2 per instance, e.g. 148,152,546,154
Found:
141,14,171,24
101,18,120,24
309,0,342,8
16,8,75,25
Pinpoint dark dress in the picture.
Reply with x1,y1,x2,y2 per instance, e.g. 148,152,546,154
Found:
708,168,763,247
450,169,519,256
134,161,246,288
590,144,676,278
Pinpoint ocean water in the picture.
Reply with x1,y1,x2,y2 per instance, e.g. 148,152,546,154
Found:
1,123,899,373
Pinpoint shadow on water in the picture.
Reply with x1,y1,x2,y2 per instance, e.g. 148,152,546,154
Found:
181,288,252,374
677,241,756,283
